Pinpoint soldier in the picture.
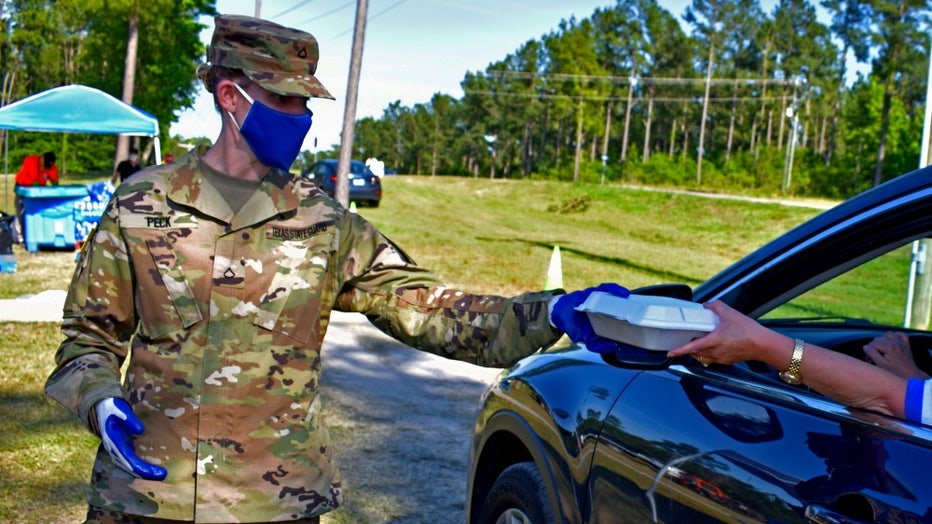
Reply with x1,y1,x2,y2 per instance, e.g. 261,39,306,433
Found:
44,13,625,524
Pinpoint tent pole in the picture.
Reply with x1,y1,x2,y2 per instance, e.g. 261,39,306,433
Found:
153,136,162,164
3,130,8,213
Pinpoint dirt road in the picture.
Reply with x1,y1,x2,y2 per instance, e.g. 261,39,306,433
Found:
319,311,503,524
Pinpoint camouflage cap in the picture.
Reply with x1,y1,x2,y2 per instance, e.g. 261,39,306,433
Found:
207,14,334,100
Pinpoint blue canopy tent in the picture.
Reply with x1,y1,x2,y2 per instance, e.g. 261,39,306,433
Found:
0,84,161,211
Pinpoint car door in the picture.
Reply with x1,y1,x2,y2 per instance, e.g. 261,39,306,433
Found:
587,168,932,523
588,365,932,523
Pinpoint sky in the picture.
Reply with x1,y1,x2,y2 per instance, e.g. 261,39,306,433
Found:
171,0,844,154
171,0,676,152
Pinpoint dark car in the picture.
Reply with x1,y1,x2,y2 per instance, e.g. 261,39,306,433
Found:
302,159,381,207
467,166,932,523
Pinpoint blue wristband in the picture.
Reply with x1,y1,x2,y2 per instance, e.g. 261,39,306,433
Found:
905,378,925,423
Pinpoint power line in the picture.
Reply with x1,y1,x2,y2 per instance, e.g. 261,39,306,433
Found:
368,0,409,25
294,1,355,28
270,0,315,20
463,89,791,104
329,0,410,40
290,0,410,40
487,70,799,87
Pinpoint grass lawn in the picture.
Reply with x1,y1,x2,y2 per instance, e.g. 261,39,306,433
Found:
0,176,827,522
0,321,96,523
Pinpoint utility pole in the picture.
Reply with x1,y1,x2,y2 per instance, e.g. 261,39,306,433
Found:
620,76,637,170
335,0,368,207
254,0,261,17
781,76,801,193
696,42,714,185
572,98,583,182
905,45,932,329
484,134,497,179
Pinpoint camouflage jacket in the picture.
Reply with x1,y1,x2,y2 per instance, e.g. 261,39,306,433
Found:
44,146,562,523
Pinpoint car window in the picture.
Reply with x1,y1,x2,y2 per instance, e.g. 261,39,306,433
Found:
760,242,913,327
350,162,372,176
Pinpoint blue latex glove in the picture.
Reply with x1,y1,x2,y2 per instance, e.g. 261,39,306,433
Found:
95,398,167,481
550,283,630,354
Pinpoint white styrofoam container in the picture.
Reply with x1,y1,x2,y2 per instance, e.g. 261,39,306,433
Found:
575,292,719,351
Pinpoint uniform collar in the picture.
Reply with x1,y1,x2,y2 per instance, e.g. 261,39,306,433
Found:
166,144,301,228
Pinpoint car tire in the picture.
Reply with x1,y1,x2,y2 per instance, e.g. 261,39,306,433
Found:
370,199,380,208
477,461,555,524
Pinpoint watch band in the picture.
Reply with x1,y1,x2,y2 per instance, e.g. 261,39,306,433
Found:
780,338,805,385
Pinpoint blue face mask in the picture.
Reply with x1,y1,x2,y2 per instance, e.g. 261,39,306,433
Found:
228,82,312,171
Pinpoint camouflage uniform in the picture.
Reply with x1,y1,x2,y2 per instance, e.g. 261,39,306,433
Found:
44,146,562,522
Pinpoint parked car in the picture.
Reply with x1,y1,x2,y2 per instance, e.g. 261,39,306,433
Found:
467,166,932,523
302,159,381,207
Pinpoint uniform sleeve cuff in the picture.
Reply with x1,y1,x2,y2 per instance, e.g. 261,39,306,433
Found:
548,295,563,328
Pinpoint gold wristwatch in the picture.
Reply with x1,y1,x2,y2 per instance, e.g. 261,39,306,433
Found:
779,338,805,385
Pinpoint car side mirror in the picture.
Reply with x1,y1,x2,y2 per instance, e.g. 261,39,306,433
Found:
596,283,693,369
601,347,673,369
631,283,693,301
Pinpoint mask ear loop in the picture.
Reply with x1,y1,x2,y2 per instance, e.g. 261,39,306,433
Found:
226,82,254,131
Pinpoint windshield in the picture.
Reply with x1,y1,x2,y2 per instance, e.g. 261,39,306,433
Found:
350,162,373,176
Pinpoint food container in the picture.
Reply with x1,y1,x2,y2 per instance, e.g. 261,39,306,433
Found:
575,292,719,351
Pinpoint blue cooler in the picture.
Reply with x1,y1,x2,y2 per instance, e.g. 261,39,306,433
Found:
16,185,88,252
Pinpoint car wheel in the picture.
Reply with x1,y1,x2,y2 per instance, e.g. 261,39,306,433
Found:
477,462,554,524
370,199,380,208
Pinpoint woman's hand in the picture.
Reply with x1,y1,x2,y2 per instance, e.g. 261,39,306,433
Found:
864,332,929,379
667,301,788,368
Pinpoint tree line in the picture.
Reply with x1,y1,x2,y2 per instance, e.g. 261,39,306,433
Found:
0,0,928,200
344,0,931,199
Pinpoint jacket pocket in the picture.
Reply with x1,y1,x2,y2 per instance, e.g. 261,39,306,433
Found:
135,235,203,340
255,226,336,344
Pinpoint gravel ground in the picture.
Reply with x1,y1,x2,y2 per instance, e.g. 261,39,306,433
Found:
319,311,503,524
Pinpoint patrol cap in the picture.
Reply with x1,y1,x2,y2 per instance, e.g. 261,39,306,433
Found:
207,14,334,100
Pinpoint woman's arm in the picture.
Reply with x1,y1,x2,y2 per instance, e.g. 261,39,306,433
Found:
667,300,909,419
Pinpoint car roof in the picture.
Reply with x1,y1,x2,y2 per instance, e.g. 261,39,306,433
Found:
316,159,365,166
313,159,371,174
